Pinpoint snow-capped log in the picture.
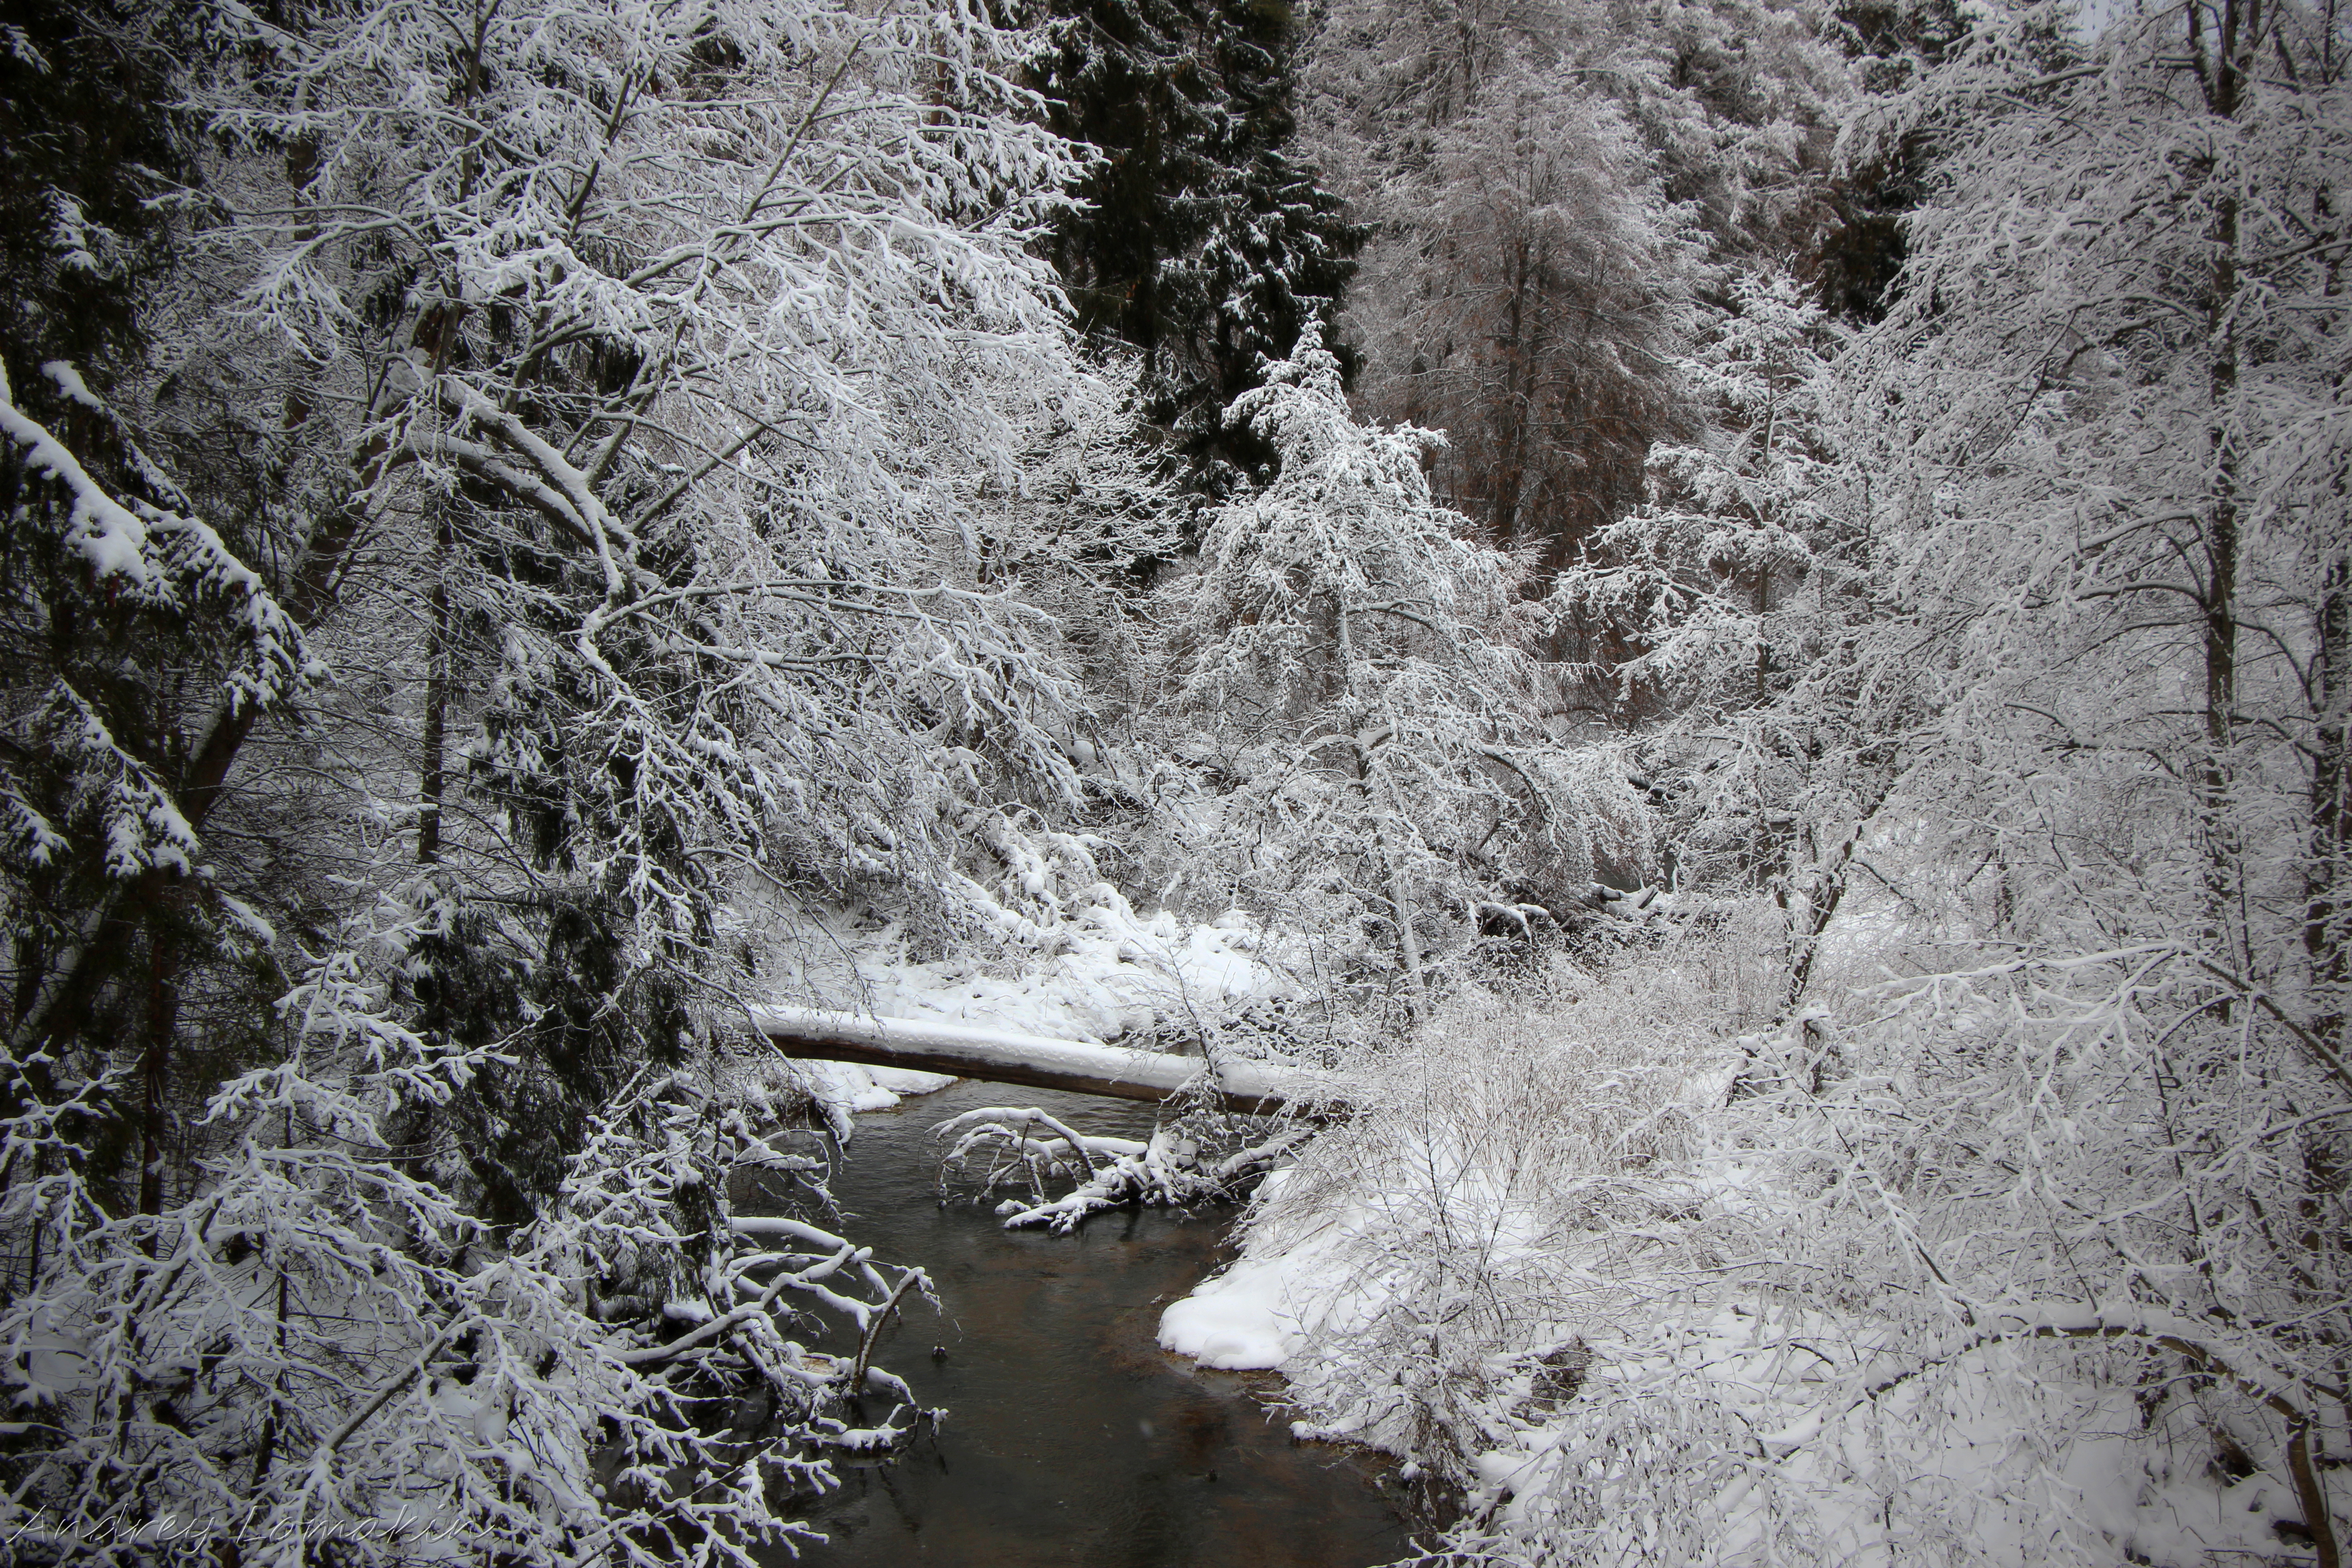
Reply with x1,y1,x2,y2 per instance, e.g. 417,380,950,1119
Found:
750,1006,1341,1116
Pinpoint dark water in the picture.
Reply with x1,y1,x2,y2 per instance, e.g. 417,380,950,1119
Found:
763,1078,1413,1568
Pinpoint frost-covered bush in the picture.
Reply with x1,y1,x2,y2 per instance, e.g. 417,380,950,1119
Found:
1176,912,2352,1566
1405,941,2352,1567
1161,944,1765,1470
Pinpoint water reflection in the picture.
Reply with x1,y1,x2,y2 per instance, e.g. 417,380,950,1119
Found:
757,1079,1411,1567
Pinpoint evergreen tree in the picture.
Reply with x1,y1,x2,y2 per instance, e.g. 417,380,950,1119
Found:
0,0,181,377
1032,0,1223,358
1307,0,1850,562
1032,0,1364,500
0,1,303,1220
1812,0,1983,323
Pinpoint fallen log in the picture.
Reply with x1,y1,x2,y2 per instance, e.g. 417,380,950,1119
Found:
750,1005,1338,1116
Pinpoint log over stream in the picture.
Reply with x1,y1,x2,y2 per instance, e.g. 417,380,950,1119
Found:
752,1007,1343,1116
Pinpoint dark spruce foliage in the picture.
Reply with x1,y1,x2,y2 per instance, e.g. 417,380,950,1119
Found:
1031,0,1364,501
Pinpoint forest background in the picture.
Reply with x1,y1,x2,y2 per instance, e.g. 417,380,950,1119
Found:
0,0,2345,1562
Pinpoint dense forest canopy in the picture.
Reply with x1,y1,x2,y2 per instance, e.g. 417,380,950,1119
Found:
0,0,2345,1562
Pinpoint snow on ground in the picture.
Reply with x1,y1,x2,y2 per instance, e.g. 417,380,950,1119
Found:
1161,964,1736,1444
792,1059,959,1132
749,872,1315,1134
1158,1167,1357,1371
1166,1118,2309,1563
764,881,1298,1048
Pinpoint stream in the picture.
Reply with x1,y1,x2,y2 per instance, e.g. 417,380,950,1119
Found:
755,1077,1415,1567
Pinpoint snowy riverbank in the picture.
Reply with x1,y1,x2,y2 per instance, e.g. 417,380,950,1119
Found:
1152,955,2338,1567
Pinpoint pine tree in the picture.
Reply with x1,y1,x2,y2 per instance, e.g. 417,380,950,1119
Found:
0,0,181,376
1032,0,1226,358
0,2,302,1219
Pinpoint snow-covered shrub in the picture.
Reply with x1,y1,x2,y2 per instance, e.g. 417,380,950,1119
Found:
1176,911,2352,1566
1161,943,1764,1471
1410,942,2352,1567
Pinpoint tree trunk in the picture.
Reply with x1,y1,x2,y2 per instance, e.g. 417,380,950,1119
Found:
137,915,179,1217
1489,240,1533,541
1336,603,1427,1025
2313,547,2350,1044
1382,809,1431,1028
2309,98,2349,1058
2198,0,2250,963
418,507,453,866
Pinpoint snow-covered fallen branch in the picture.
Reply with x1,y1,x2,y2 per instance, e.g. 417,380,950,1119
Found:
933,1105,1311,1233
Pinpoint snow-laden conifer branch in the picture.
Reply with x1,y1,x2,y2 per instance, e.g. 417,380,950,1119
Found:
0,363,317,726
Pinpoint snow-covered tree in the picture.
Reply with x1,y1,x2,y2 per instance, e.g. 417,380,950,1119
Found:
0,1,182,379
1548,270,1891,1004
1159,346,1638,1018
1305,0,1850,559
1195,7,2352,1561
0,918,929,1564
143,0,1098,1215
1567,274,1857,714
0,0,1122,1548
1031,0,1363,500
1509,0,2352,1555
0,353,319,1220
1573,23,2352,1552
1844,0,2352,960
1308,0,1848,251
1349,59,1701,557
